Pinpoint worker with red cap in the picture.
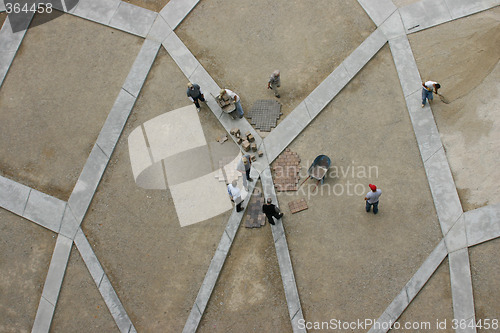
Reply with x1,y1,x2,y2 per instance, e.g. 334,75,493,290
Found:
365,184,382,214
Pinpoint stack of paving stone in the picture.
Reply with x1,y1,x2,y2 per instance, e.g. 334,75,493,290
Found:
245,189,266,228
288,198,308,214
230,128,263,161
247,100,282,131
272,148,301,191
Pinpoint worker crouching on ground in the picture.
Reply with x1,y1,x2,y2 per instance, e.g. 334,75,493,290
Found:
219,88,244,118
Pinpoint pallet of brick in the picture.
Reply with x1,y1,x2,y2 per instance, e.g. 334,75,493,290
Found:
272,148,301,191
289,198,308,214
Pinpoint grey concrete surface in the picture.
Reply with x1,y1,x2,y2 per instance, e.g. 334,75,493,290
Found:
32,234,72,332
159,0,197,29
357,0,397,26
0,175,30,216
23,190,66,233
108,1,157,37
72,0,121,25
465,204,500,247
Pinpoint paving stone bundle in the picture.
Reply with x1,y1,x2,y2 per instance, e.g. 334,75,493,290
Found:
272,148,301,191
288,198,308,214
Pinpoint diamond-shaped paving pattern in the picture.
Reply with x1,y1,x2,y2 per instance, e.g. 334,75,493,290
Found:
247,100,282,132
272,149,301,191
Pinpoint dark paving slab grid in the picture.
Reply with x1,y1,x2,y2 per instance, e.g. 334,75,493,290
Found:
247,99,282,132
245,189,266,228
272,148,301,192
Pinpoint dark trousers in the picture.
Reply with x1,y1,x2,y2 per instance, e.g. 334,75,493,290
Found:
245,169,251,180
366,201,379,214
265,212,283,225
236,202,243,212
193,95,205,109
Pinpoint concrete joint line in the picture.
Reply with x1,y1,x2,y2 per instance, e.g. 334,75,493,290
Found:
195,302,202,315
22,188,32,216
121,86,135,99
107,1,122,26
41,295,55,308
224,229,233,242
422,144,442,164
290,307,301,321
274,229,285,243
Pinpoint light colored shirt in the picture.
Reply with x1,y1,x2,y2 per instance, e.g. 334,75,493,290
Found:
366,189,382,204
268,73,280,85
424,81,437,91
227,184,241,199
224,89,240,103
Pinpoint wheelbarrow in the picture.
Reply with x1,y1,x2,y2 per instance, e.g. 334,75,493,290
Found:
299,155,331,192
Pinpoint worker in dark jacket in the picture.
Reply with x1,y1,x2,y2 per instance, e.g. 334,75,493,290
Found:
262,198,283,225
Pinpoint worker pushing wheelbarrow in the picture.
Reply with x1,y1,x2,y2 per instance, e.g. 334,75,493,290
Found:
299,155,331,192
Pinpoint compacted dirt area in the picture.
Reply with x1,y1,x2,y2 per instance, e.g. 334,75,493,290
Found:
275,45,443,327
409,8,500,211
51,248,118,332
0,12,141,201
176,0,376,122
80,48,243,332
0,210,56,332
199,185,291,332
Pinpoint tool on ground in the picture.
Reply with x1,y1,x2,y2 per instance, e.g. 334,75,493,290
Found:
437,92,450,104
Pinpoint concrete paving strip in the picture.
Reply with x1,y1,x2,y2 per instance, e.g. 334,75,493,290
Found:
32,234,73,333
159,0,199,30
400,0,499,34
74,228,136,333
449,249,476,331
388,30,476,331
23,189,67,233
72,0,121,26
368,240,448,333
182,178,258,333
356,0,397,26
67,143,110,223
261,167,306,333
108,1,157,38
464,203,500,246
0,0,5,12
264,28,387,163
146,14,173,44
0,12,33,87
0,175,31,216
121,39,161,97
388,35,462,234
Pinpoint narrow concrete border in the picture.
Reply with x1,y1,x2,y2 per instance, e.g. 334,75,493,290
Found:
368,240,448,333
261,167,306,333
182,178,258,333
159,0,199,30
0,11,34,88
74,228,136,333
263,28,387,163
32,234,73,333
399,0,499,34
